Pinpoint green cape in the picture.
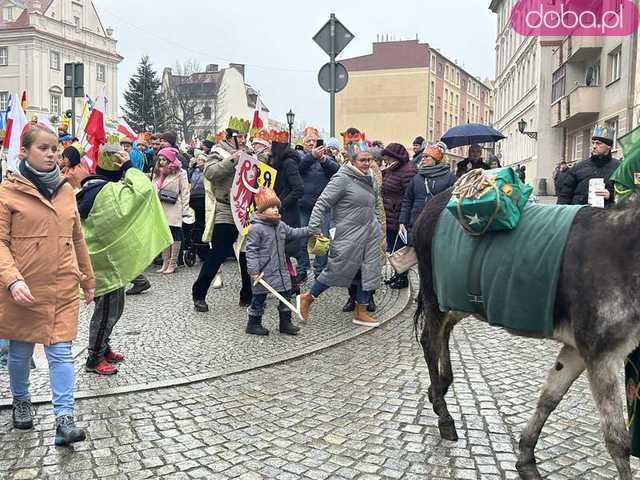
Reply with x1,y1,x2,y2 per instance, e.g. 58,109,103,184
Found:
81,168,172,296
611,126,640,204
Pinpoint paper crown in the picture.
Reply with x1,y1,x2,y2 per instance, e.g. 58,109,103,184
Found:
346,140,369,159
137,132,151,145
303,127,319,139
593,126,615,141
98,134,124,171
269,129,289,144
71,142,85,158
228,116,251,135
341,131,366,146
215,131,225,142
253,129,271,143
254,187,281,213
206,132,217,143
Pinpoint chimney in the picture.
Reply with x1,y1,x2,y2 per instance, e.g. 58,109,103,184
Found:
205,64,219,73
230,63,245,80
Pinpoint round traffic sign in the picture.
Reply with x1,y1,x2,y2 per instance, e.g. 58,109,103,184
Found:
318,62,349,93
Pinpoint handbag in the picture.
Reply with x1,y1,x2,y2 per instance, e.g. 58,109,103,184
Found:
387,232,417,274
159,189,178,204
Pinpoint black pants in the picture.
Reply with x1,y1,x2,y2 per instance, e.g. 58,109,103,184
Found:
192,223,252,301
87,288,125,366
189,196,209,260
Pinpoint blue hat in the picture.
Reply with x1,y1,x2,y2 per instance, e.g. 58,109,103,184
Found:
593,126,615,147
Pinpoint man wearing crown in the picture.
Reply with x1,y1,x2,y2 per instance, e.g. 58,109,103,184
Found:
192,125,253,312
558,126,620,207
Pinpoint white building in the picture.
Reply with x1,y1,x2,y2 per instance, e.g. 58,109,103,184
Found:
0,0,122,123
161,63,270,140
490,0,563,194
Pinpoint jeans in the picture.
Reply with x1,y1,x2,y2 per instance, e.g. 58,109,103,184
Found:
192,223,252,302
297,209,330,278
386,228,406,253
9,341,75,417
248,290,292,317
310,280,372,305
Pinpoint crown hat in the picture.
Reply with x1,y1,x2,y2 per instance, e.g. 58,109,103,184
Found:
593,125,615,147
227,116,251,135
254,187,282,213
98,134,124,171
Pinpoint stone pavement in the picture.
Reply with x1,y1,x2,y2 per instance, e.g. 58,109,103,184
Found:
1,275,639,479
0,261,405,405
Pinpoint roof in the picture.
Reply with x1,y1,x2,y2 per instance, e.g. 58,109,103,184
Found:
341,40,429,71
489,0,502,12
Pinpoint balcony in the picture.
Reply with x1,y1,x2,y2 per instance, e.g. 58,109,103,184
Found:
552,86,600,129
566,36,603,63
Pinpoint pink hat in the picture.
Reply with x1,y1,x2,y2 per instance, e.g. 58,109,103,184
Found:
158,147,181,168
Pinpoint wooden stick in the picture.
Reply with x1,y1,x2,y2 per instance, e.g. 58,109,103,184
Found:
253,273,303,321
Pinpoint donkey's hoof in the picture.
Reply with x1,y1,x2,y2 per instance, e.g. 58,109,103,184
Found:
427,386,433,404
438,416,459,441
515,460,542,480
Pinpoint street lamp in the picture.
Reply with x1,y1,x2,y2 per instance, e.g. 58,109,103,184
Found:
517,118,538,140
286,109,295,145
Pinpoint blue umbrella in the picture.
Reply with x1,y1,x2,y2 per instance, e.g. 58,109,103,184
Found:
441,123,505,149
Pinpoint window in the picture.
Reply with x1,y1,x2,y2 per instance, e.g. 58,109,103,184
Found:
202,105,211,120
430,80,435,101
585,62,600,86
608,47,622,84
605,117,619,149
50,94,61,115
551,65,566,103
50,51,60,70
3,7,12,21
74,16,80,29
96,63,105,82
0,91,8,111
0,47,7,66
582,128,591,158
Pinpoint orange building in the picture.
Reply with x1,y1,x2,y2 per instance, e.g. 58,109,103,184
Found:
337,40,493,151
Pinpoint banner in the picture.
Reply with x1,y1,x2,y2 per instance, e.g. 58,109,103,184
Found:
231,152,277,236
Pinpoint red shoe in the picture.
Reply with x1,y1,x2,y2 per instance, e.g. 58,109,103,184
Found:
85,359,118,375
104,349,124,364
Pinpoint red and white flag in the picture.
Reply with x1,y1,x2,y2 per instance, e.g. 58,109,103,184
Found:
116,117,136,141
84,95,106,172
251,96,264,133
3,92,29,172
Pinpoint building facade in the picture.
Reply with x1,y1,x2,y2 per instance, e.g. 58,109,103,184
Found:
161,63,269,141
0,0,122,123
337,40,492,153
490,0,639,194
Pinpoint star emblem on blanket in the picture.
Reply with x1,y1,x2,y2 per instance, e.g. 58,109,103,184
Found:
466,213,484,226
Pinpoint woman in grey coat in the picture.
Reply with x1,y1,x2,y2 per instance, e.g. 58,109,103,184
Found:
298,146,382,327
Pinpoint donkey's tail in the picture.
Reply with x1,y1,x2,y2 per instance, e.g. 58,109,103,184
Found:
413,288,425,342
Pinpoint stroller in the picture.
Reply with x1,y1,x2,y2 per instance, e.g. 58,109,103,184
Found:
182,223,209,267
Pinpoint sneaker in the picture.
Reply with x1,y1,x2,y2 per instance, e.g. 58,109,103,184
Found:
194,299,209,313
12,399,35,430
55,416,86,446
125,280,151,295
85,358,118,375
104,349,124,364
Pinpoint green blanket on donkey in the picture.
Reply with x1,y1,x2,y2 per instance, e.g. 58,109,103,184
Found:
432,203,584,336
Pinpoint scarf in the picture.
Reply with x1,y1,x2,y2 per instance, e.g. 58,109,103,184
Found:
419,164,451,178
19,159,63,200
590,153,613,168
256,211,282,224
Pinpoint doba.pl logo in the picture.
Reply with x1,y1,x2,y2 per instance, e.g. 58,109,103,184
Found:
511,0,639,36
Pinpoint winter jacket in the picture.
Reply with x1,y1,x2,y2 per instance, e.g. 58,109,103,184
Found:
456,158,490,178
381,159,417,231
189,167,205,199
411,149,424,168
309,164,381,291
61,163,89,190
155,169,190,227
0,173,95,345
245,216,310,294
271,144,305,256
399,165,456,245
554,169,569,196
557,156,620,207
298,152,340,213
202,141,238,242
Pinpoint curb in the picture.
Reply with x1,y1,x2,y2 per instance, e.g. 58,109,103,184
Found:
0,280,414,408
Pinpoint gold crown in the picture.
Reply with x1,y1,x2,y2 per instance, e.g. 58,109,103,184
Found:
228,116,251,134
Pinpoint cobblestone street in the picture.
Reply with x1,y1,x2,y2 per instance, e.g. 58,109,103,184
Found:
1,266,639,479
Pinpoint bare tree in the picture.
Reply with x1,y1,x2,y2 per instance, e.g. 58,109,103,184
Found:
163,60,206,141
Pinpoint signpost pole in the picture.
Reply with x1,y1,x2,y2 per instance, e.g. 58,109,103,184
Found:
71,63,76,137
329,14,336,137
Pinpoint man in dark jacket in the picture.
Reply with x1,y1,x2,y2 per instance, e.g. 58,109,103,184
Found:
411,136,425,167
553,161,569,195
558,126,620,207
297,144,339,281
456,144,489,178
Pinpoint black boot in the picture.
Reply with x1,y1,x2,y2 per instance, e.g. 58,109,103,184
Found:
55,415,86,446
390,272,409,290
194,298,209,312
279,310,300,336
125,278,151,295
246,315,269,336
12,399,34,430
342,285,356,312
367,293,377,313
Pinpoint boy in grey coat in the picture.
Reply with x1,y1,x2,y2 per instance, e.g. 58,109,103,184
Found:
245,188,311,336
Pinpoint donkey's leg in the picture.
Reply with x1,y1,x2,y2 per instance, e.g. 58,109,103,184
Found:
516,345,585,480
438,314,460,398
586,357,632,480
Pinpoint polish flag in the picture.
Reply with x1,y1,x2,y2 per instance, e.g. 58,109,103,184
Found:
116,117,136,141
3,93,29,172
84,95,106,173
20,91,27,112
251,96,264,133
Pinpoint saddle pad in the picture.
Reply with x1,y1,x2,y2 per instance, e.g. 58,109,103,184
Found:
432,203,584,336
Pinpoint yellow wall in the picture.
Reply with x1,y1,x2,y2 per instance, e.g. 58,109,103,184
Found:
336,68,428,148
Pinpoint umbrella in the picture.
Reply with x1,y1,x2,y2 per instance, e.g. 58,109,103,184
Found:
441,123,505,149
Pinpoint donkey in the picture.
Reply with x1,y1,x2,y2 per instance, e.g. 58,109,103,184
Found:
413,189,640,480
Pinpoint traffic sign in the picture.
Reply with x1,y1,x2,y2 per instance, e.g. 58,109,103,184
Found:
313,16,354,57
318,62,349,93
